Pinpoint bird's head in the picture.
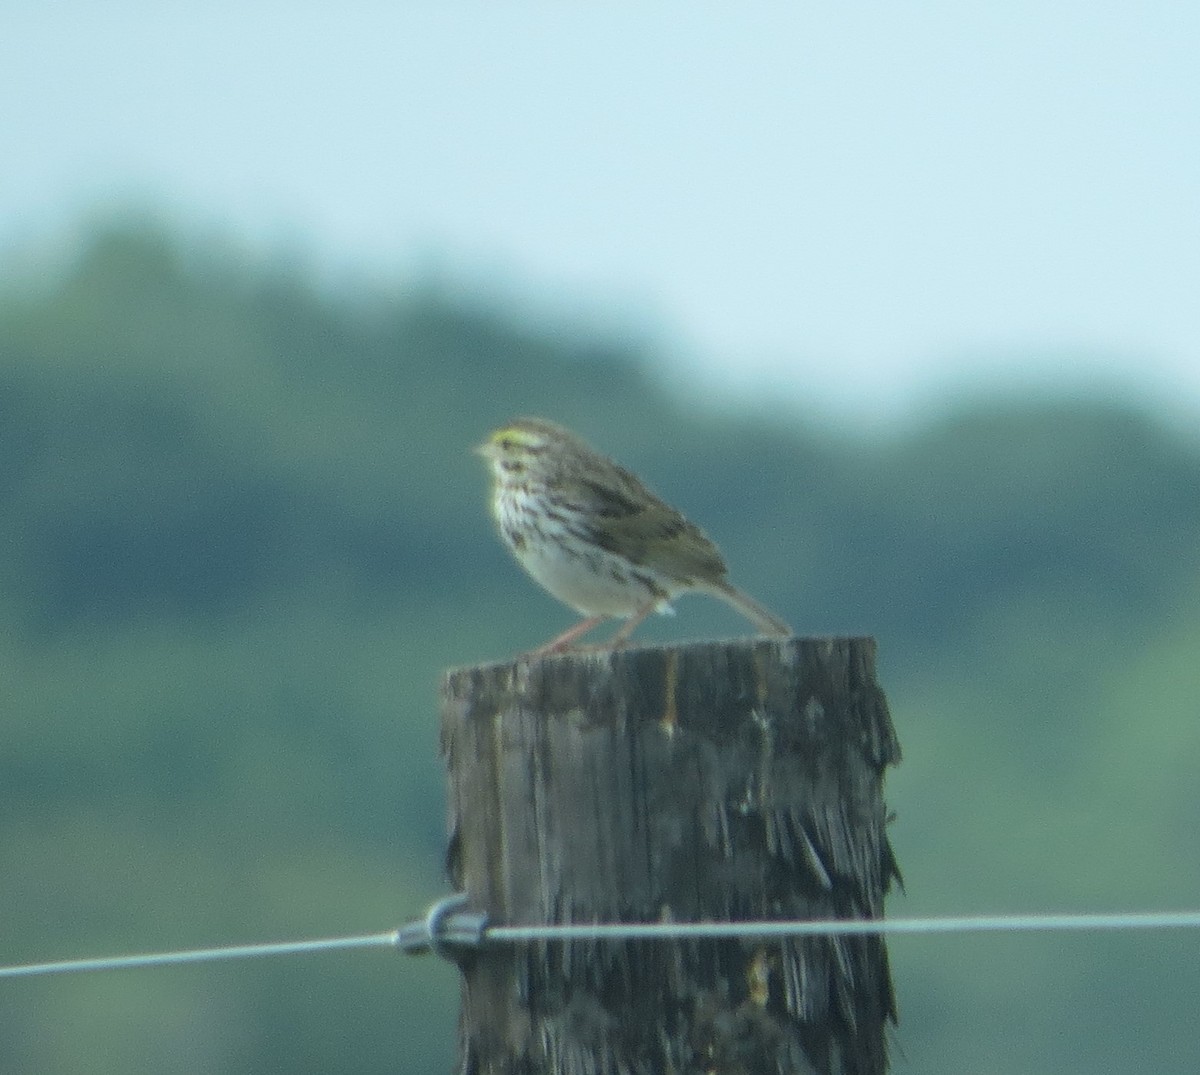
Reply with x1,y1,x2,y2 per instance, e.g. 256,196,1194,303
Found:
475,417,573,478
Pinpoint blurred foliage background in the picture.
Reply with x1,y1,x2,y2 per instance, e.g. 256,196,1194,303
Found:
2,221,1199,1074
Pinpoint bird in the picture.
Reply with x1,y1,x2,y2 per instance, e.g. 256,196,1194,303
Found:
476,417,792,654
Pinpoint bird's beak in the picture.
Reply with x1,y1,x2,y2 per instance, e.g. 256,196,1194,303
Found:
473,439,495,460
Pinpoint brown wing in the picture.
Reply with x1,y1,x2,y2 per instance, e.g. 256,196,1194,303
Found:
559,463,728,584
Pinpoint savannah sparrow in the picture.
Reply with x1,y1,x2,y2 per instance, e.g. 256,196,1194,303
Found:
476,417,792,653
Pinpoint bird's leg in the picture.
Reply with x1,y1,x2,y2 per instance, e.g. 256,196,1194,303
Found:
526,600,657,657
527,614,608,656
604,601,658,649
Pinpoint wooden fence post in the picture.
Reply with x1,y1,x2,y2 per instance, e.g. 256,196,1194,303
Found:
440,637,901,1074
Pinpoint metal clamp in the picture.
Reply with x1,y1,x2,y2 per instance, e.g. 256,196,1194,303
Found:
394,893,488,960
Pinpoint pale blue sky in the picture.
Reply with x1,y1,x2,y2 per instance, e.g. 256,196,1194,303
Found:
3,3,1198,426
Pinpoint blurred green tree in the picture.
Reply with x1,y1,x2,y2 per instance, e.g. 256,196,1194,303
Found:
2,221,1199,1073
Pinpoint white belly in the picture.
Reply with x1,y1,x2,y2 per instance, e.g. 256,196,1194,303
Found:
513,534,676,618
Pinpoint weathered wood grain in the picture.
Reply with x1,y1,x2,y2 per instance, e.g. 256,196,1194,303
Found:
441,637,901,1075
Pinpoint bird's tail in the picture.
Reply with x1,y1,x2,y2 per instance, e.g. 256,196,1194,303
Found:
707,580,792,637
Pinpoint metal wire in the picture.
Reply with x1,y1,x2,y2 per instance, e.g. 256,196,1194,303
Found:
485,909,1200,942
3,907,1199,980
0,932,400,979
